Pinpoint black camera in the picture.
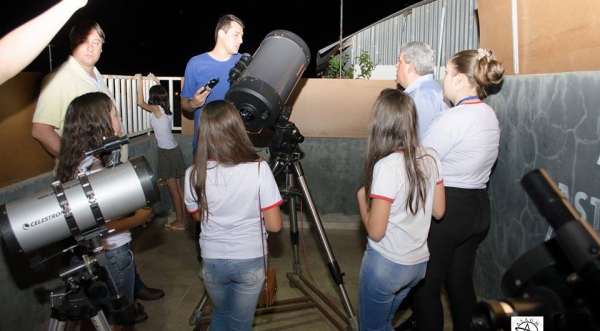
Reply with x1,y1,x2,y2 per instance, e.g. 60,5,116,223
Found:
204,78,219,91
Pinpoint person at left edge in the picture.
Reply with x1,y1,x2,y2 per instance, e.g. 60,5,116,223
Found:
0,0,88,86
30,18,164,309
31,19,129,171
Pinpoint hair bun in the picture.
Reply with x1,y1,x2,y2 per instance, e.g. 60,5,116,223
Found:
477,48,493,61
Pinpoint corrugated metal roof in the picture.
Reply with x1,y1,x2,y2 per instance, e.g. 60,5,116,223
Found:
317,0,480,79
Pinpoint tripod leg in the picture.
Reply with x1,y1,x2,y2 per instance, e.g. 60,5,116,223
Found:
290,160,359,330
89,309,111,331
285,171,302,276
48,306,67,331
189,290,210,325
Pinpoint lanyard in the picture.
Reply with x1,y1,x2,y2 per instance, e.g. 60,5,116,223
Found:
456,95,480,106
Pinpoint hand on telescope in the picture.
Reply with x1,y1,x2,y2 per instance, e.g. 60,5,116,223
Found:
106,207,154,232
135,207,154,227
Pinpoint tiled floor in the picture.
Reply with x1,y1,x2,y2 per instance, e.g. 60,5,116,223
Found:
126,211,453,331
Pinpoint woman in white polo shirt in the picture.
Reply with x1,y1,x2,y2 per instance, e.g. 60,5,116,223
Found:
413,48,505,331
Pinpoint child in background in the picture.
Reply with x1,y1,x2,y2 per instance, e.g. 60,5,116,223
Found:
184,99,283,330
135,73,188,231
356,88,445,331
56,92,155,330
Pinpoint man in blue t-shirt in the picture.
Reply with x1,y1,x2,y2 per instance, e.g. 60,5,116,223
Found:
180,14,245,264
181,14,244,153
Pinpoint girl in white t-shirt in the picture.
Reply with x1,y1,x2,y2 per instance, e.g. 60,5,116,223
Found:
56,92,153,330
356,88,445,330
184,99,283,331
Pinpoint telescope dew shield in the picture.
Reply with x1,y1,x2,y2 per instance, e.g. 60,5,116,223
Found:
521,168,600,287
0,156,160,254
225,30,310,130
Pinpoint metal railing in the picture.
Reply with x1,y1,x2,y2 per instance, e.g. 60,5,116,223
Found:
102,75,183,137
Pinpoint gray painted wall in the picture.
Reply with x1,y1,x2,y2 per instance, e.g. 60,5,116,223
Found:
476,72,600,302
1,71,599,329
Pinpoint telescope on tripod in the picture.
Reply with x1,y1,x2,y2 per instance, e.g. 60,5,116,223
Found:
471,168,600,331
186,29,358,331
0,137,160,330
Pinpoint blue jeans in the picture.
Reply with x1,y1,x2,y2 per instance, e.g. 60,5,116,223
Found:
202,257,265,331
105,243,136,303
358,243,427,331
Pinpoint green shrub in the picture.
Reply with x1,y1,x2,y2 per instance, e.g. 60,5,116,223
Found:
319,53,354,79
319,50,378,79
355,50,378,79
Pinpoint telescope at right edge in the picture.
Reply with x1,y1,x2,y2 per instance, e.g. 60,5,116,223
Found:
471,168,600,331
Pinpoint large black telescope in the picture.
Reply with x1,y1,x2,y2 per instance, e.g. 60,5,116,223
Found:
225,29,310,131
471,169,600,331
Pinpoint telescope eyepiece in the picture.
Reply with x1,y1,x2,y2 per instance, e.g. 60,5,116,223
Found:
228,53,252,84
84,135,129,157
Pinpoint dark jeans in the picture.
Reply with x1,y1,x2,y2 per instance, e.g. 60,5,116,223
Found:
134,267,145,293
413,187,490,331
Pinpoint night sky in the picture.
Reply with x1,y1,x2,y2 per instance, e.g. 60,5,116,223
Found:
1,1,416,78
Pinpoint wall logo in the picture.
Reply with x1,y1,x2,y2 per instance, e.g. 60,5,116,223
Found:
511,316,543,331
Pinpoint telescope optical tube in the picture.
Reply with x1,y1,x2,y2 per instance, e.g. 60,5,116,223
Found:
225,30,310,130
0,156,159,254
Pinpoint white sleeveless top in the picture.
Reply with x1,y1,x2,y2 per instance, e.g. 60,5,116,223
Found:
151,106,178,149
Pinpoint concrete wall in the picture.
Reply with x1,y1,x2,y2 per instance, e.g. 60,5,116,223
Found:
477,72,600,300
0,72,54,187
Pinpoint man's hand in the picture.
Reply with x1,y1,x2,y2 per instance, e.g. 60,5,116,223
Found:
191,85,211,106
182,86,211,112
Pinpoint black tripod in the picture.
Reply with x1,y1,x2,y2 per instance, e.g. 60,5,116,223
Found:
46,246,111,331
189,118,358,330
268,148,359,331
40,236,136,331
